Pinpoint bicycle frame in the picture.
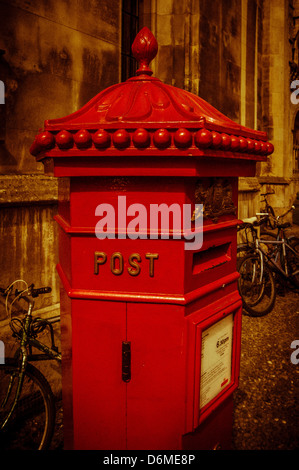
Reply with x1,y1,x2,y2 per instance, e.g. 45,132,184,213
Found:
254,235,299,283
260,192,274,211
17,333,62,363
12,296,61,362
1,295,61,431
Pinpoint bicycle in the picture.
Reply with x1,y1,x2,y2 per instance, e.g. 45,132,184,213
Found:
237,205,298,258
237,213,299,317
237,213,279,260
0,281,61,450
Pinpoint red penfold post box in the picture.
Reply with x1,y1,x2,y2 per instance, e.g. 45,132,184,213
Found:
30,28,273,450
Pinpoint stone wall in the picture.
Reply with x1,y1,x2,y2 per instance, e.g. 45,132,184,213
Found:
257,0,299,216
148,0,299,219
0,176,59,323
0,0,121,368
0,0,120,175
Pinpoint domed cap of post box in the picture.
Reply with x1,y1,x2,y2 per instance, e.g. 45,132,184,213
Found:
30,27,274,160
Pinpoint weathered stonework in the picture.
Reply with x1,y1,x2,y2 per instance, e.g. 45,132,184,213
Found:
0,174,58,205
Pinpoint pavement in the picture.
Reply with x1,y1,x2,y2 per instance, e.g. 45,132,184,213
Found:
232,223,299,450
232,289,299,450
233,223,299,450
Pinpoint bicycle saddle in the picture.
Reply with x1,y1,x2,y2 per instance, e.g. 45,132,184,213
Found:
241,216,257,225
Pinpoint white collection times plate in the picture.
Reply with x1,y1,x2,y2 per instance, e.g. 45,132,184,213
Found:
199,313,234,410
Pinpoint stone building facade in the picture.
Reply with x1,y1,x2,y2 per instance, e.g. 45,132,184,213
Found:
0,0,298,328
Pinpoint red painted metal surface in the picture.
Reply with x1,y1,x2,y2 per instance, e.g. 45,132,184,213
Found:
30,27,273,163
30,27,273,450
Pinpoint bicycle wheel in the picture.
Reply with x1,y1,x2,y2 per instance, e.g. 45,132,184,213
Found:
237,254,276,316
0,359,56,450
284,238,299,288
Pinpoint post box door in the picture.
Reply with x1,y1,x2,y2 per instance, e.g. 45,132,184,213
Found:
126,302,186,450
71,299,127,450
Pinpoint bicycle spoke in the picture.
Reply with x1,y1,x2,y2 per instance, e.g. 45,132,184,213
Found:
0,362,55,450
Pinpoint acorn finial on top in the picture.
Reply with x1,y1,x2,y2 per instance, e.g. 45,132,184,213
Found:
131,27,158,76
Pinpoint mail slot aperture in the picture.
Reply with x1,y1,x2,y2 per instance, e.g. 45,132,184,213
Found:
192,243,232,275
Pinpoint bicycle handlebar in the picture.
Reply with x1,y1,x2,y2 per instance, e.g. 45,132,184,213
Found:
0,284,52,298
276,205,295,221
31,287,52,297
15,285,52,298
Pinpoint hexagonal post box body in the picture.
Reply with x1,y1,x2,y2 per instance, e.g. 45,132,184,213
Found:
31,28,273,450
